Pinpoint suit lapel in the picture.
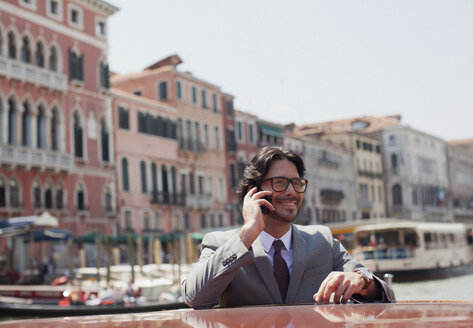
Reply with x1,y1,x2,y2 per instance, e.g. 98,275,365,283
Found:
252,237,282,303
286,224,306,303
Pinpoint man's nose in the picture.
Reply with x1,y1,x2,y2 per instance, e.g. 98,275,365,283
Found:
285,182,297,194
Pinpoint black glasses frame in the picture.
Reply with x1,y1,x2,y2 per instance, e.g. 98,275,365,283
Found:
260,177,308,193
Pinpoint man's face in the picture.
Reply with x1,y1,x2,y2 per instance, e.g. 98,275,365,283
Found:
260,159,304,223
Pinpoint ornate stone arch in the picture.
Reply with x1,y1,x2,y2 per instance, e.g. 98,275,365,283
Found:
6,26,20,59
47,40,63,73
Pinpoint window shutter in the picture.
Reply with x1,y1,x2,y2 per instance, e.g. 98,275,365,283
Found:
105,64,110,89
78,54,84,81
68,49,73,80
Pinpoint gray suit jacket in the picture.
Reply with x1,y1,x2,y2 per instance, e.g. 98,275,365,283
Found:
182,224,394,309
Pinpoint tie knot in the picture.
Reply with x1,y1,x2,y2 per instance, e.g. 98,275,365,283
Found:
273,239,285,252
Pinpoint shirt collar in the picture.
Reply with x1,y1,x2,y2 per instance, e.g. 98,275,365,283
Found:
259,225,293,253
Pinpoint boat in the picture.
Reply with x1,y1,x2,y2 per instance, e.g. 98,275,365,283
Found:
352,221,473,281
1,302,473,327
0,296,186,317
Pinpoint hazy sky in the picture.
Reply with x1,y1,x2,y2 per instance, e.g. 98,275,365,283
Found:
106,0,473,141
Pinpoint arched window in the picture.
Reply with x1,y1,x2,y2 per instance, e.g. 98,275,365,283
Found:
21,100,32,147
161,165,169,203
8,32,16,59
68,49,83,80
140,161,147,193
391,154,398,170
76,183,85,210
33,180,41,208
56,182,64,209
35,41,44,67
104,186,112,212
8,97,16,145
49,46,58,72
100,118,109,162
73,112,83,157
44,182,52,209
0,178,5,207
37,104,46,149
50,107,58,151
121,158,129,191
9,178,19,208
20,36,31,63
392,184,402,205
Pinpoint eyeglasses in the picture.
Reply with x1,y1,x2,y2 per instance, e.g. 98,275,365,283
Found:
261,177,308,193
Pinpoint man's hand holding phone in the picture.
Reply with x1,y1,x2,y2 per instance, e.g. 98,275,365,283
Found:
238,186,274,249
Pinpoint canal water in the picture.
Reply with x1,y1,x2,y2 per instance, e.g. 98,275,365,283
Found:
392,272,473,301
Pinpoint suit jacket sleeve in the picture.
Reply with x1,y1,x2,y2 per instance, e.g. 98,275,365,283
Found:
181,231,253,309
327,230,395,303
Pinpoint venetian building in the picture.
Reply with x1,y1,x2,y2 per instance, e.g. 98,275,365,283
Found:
284,132,357,226
447,139,473,223
0,0,119,235
111,55,230,233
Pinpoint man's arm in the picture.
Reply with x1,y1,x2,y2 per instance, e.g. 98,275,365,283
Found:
314,232,395,304
182,187,274,309
181,232,253,309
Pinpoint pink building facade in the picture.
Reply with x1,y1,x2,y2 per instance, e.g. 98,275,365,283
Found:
111,88,183,235
0,0,118,236
111,55,230,232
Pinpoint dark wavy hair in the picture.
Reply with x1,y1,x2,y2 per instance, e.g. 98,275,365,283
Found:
236,146,306,203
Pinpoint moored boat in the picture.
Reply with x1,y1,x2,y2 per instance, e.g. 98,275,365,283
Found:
352,221,473,281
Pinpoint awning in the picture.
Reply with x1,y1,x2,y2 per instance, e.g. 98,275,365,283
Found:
21,229,74,243
74,232,186,244
8,212,58,228
0,212,58,236
259,125,284,138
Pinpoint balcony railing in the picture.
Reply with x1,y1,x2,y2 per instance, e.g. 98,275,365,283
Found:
150,191,185,206
358,170,383,179
320,189,344,204
0,145,73,172
178,137,206,153
0,57,67,92
185,193,213,210
318,158,340,168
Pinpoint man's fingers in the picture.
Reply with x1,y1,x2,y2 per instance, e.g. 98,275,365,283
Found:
333,280,349,304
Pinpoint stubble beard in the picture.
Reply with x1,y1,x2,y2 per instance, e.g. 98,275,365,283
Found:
268,198,301,224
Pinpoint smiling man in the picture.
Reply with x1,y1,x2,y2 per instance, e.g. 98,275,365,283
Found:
182,147,395,309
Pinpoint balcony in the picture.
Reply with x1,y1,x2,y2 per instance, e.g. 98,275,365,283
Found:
178,137,205,153
185,193,213,210
0,57,67,92
318,158,340,169
0,145,73,172
150,191,184,206
358,170,383,179
320,189,344,204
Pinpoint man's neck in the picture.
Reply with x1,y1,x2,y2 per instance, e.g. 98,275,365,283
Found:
264,219,292,239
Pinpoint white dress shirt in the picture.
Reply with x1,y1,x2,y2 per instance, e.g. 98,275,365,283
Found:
258,226,294,275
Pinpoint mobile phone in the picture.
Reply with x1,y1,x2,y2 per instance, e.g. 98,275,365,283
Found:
258,187,272,214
